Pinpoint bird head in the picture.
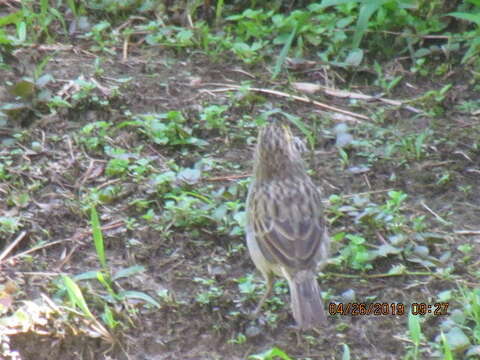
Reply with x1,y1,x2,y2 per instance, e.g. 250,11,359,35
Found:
253,122,306,179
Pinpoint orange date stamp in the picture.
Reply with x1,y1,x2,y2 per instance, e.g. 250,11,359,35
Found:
328,302,450,316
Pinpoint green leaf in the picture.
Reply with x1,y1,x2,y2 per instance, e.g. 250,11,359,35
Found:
342,343,351,360
461,37,480,64
0,103,29,118
441,331,454,360
177,168,202,185
90,207,107,269
9,79,35,99
17,21,26,42
319,0,358,7
408,312,421,347
36,73,54,88
102,304,119,329
62,275,94,319
238,275,256,294
249,346,293,360
373,244,401,257
112,265,146,280
118,290,161,308
353,1,389,49
65,0,78,17
73,270,100,281
233,210,246,227
449,12,480,26
272,26,296,79
345,48,363,67
443,327,470,352
0,11,23,26
0,30,13,45
112,77,133,83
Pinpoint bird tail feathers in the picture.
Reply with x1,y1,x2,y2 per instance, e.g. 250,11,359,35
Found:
289,270,326,329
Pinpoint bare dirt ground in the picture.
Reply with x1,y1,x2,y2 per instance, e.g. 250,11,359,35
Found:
0,42,479,360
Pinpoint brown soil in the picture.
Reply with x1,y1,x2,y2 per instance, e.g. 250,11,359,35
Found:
0,42,479,360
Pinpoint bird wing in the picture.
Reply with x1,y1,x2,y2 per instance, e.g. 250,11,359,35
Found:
250,178,326,270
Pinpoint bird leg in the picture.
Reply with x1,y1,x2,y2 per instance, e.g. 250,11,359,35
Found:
250,273,273,318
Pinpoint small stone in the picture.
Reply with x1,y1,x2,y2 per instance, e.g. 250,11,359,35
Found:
245,325,262,338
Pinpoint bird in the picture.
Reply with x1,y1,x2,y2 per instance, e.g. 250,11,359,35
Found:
245,121,330,329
